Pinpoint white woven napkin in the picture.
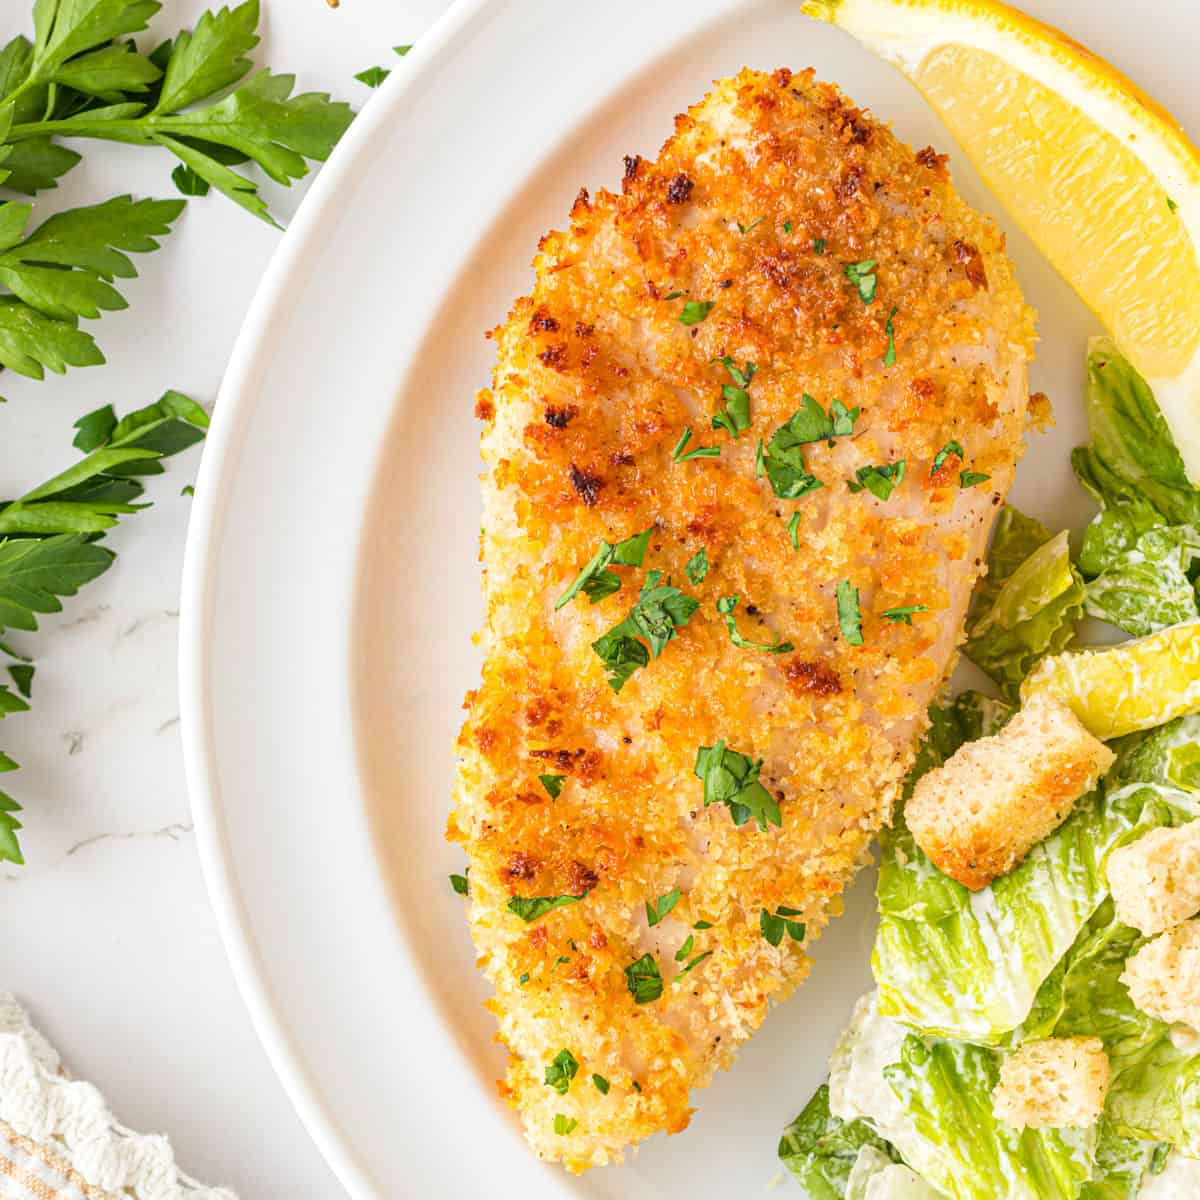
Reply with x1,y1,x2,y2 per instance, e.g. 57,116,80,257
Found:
0,994,236,1200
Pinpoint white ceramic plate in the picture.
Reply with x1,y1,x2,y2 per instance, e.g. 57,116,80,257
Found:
179,1,1200,1196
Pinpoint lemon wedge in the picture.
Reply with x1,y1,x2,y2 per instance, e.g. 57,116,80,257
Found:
803,0,1200,479
1021,622,1200,739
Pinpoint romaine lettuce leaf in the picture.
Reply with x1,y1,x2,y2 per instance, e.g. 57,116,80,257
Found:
779,1082,900,1199
829,993,1095,1200
1076,1121,1155,1200
1140,1150,1200,1198
1083,524,1200,636
1072,338,1200,637
964,508,1084,698
1072,338,1200,530
874,712,1200,1043
846,1146,941,1200
1037,897,1200,1158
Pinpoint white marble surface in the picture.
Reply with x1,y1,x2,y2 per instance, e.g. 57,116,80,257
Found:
0,2,450,1195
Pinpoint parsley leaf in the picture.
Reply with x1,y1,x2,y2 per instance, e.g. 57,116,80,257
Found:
882,605,927,625
736,217,764,234
835,578,863,646
544,1049,579,1095
592,1074,610,1095
679,300,714,326
812,238,826,254
538,773,565,800
694,920,713,929
883,306,898,366
710,356,756,439
844,258,877,304
592,571,698,691
785,511,801,551
645,886,680,927
847,461,905,502
685,547,708,585
2,1,355,224
760,396,857,500
716,594,793,654
931,440,964,475
782,220,792,234
555,527,653,609
760,906,806,947
675,949,712,979
0,196,182,379
671,427,720,462
1168,196,1178,213
624,953,663,1004
171,163,210,195
449,870,469,895
674,934,694,961
694,740,781,831
0,395,205,865
506,892,588,922
960,470,991,489
553,1114,577,1135
355,44,413,89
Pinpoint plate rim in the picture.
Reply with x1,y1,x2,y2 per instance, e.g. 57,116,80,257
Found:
177,2,492,1195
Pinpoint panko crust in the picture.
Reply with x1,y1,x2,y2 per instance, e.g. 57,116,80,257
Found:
449,68,1035,1171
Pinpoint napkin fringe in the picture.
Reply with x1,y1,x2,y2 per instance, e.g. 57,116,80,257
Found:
0,993,237,1200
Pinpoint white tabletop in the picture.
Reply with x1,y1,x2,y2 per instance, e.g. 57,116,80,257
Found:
0,2,449,1195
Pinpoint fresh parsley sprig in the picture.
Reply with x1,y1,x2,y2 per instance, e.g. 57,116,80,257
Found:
0,195,182,380
0,391,207,863
0,0,355,224
847,461,905,502
591,570,698,692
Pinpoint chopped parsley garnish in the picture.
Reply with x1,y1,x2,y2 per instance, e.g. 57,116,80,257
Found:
694,741,782,831
664,290,685,301
555,528,654,610
960,470,992,489
592,1074,611,1095
783,220,792,234
760,906,807,947
760,396,858,499
449,870,469,895
519,972,530,985
679,300,715,326
785,511,802,551
737,217,765,234
554,1114,577,1135
836,579,863,646
675,935,695,961
847,461,906,502
539,773,566,800
646,887,681,927
710,356,757,439
844,259,878,304
685,548,709,585
1168,197,1178,213
694,920,714,930
717,595,793,654
882,605,928,625
931,440,964,475
633,1081,642,1093
671,427,721,462
755,438,765,479
676,950,712,979
553,955,570,969
545,1049,579,1095
625,953,664,1004
813,238,826,255
883,306,898,366
592,571,700,691
507,892,588,923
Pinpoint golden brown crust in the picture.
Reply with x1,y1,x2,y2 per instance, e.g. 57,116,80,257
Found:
451,67,1034,1170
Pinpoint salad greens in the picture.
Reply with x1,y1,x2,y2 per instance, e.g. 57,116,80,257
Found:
781,341,1200,1199
964,508,1084,699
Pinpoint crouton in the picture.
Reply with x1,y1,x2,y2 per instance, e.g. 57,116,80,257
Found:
1107,822,1200,936
905,692,1114,890
992,1037,1110,1129
1122,920,1200,1031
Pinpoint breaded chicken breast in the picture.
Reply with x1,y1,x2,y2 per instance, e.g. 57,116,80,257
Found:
449,67,1035,1171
